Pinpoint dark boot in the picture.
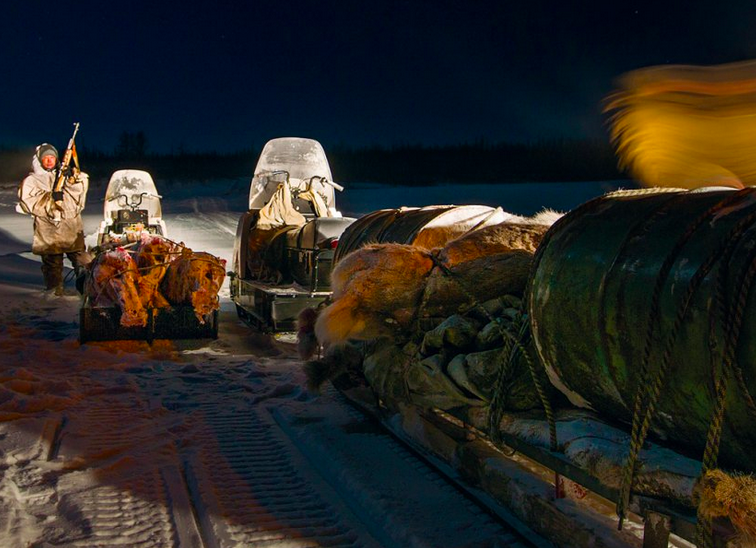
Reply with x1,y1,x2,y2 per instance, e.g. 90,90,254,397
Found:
67,251,91,294
41,254,64,291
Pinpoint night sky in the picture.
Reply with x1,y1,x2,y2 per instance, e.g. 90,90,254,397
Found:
3,1,756,153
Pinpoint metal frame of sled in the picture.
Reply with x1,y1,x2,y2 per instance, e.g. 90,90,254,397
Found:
79,298,219,344
334,379,737,548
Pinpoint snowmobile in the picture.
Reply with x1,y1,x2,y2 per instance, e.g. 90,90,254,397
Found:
96,169,167,247
230,138,356,331
80,169,223,343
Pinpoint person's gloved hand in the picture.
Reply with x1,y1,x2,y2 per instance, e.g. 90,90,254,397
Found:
74,171,89,185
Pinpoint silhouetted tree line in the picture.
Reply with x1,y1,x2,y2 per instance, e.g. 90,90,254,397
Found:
2,132,627,184
328,139,625,185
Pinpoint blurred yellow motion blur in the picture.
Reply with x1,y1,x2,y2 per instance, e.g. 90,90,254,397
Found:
605,60,756,189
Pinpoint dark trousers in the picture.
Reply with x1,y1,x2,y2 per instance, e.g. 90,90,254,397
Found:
41,252,85,290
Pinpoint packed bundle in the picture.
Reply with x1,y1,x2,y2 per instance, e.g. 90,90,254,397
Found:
161,250,226,322
315,212,559,347
304,191,756,544
133,235,178,309
85,247,148,328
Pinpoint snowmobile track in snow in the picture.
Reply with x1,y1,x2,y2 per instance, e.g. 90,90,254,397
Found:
1,334,542,548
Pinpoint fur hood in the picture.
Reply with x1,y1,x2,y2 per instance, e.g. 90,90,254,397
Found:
30,153,55,176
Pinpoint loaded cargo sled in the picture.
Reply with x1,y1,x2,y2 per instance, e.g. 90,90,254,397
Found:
230,138,356,331
313,187,756,547
79,303,218,344
80,235,225,344
81,169,222,343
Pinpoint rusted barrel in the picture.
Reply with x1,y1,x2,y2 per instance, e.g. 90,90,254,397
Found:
529,187,756,471
334,205,508,263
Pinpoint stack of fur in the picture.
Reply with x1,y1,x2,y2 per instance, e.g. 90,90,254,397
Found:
301,209,756,542
312,211,561,348
300,209,564,412
85,235,226,326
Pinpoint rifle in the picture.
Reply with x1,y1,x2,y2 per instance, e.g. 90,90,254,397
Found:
52,122,81,201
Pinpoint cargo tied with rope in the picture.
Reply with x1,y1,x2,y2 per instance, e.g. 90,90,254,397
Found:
530,186,756,546
303,188,756,547
79,233,226,343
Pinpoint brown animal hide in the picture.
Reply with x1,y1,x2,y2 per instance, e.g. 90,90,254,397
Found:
420,250,534,318
412,225,478,250
316,244,434,345
162,250,226,323
438,222,550,267
133,235,176,309
297,307,320,360
85,248,148,328
317,217,556,347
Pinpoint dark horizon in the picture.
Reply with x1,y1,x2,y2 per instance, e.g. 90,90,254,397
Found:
0,136,624,185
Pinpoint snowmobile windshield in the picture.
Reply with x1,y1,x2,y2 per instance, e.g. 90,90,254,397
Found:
104,170,162,220
248,138,338,212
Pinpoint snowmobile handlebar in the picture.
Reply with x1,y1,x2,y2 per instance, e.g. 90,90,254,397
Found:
308,176,344,192
258,171,343,192
108,192,162,210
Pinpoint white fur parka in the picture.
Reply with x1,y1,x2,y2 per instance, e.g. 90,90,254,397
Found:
17,154,88,254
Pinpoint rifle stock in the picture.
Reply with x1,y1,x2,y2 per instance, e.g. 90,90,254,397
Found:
53,122,80,194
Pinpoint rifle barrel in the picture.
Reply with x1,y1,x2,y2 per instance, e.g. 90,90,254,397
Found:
53,122,81,193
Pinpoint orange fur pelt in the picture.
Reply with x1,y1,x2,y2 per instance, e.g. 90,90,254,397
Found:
162,250,226,323
316,213,561,346
133,235,177,309
696,469,756,544
411,208,560,251
85,248,148,328
437,222,552,267
316,243,435,344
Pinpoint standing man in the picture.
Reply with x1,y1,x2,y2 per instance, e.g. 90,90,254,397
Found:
18,143,89,295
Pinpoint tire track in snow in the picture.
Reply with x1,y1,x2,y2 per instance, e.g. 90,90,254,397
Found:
56,469,178,547
272,384,531,548
51,378,186,547
1,321,538,547
183,405,371,547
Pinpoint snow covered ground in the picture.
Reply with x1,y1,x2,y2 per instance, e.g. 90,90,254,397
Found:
0,177,629,547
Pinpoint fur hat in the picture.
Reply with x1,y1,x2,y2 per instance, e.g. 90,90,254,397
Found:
36,143,58,161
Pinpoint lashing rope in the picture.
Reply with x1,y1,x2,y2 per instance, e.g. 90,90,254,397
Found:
695,238,756,547
616,192,756,529
426,252,558,455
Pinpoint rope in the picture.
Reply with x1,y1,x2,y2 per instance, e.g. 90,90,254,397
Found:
425,252,558,454
487,316,525,444
86,238,224,306
694,239,756,547
616,190,756,527
722,242,756,421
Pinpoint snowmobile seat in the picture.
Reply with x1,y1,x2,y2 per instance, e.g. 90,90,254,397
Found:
286,217,356,250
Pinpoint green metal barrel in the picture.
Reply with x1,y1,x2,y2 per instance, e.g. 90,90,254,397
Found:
529,187,756,471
